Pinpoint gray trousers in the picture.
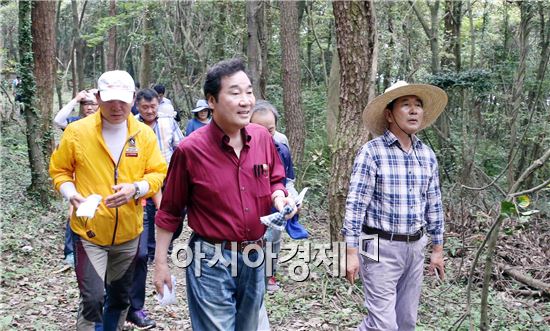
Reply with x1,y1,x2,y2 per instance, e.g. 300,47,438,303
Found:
358,235,428,331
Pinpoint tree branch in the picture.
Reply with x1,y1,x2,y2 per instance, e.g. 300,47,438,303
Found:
509,148,550,194
510,177,550,197
409,1,432,38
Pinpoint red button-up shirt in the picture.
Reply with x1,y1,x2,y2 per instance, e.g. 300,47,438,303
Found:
155,121,287,242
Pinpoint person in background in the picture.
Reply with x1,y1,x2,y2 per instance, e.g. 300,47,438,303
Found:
53,89,99,130
131,82,141,115
250,100,308,291
185,99,211,136
12,75,22,102
158,103,177,119
126,88,184,329
52,89,100,267
49,70,167,330
153,84,172,106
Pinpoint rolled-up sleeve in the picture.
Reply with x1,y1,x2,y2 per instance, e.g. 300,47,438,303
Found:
155,146,188,233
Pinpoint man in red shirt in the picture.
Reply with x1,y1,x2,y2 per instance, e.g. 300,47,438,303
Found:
154,58,296,330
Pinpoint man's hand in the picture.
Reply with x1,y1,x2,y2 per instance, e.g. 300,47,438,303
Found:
346,247,360,284
69,193,86,209
428,244,445,280
105,183,135,208
153,260,172,296
273,195,298,219
75,90,88,102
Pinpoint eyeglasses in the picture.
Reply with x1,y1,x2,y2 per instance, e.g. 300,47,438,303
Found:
81,102,99,106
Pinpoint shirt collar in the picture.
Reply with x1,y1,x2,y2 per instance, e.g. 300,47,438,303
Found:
382,129,422,149
206,120,252,150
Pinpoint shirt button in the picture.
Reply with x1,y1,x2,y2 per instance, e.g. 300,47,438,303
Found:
241,186,245,191
408,171,411,174
245,207,249,212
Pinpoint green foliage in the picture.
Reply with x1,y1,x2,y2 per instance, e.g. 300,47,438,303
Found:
500,200,517,217
427,69,493,92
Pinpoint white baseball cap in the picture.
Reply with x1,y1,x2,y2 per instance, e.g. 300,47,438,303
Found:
97,70,136,104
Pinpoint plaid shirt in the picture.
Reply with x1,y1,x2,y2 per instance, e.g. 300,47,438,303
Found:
136,114,184,163
343,130,444,247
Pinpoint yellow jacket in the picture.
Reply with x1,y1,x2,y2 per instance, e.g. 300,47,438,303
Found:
49,111,167,246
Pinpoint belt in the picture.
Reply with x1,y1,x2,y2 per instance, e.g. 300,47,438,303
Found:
362,225,424,242
196,234,265,252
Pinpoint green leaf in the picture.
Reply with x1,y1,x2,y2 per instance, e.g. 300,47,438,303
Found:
500,201,517,217
516,195,530,208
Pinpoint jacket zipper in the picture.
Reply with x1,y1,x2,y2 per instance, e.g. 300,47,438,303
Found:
111,131,140,246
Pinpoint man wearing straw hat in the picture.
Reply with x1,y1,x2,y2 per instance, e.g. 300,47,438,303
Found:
343,81,447,330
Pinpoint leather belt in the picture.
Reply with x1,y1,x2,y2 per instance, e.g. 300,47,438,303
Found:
197,234,265,252
362,225,424,242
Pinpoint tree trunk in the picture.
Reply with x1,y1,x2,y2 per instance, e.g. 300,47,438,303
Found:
139,6,152,88
280,0,305,167
442,0,462,71
246,0,267,99
71,0,85,91
506,2,533,187
410,0,441,74
329,0,377,242
19,0,56,206
106,0,117,71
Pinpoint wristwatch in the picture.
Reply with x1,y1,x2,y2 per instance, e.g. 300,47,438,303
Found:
133,183,141,200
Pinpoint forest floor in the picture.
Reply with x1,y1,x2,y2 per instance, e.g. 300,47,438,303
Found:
1,121,549,330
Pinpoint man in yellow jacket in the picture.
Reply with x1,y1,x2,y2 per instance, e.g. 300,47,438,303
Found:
50,70,167,331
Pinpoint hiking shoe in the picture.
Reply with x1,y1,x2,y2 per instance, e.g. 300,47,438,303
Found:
126,310,156,330
266,276,280,293
64,253,75,268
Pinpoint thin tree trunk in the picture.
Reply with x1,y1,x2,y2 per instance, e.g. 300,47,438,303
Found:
71,0,85,91
443,0,462,71
106,0,117,71
139,5,152,88
329,0,377,242
280,0,305,167
507,2,533,187
247,0,267,99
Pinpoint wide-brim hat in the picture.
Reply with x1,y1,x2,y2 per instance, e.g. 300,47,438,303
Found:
192,99,210,113
363,80,448,136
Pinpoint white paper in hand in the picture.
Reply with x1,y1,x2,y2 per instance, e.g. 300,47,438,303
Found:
295,187,309,207
76,194,102,218
156,275,177,306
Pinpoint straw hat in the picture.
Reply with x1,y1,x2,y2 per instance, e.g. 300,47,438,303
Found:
362,80,448,136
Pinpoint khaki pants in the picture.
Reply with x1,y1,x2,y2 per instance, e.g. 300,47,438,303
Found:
73,235,139,331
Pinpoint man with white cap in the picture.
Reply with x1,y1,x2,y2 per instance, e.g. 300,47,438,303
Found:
185,99,212,136
343,81,447,330
49,70,167,330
